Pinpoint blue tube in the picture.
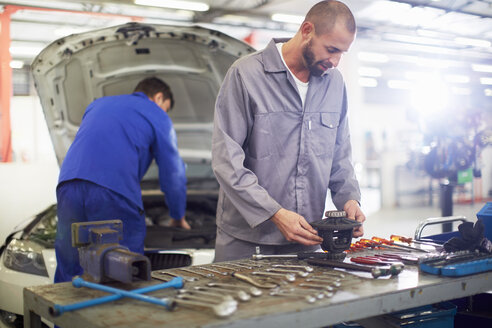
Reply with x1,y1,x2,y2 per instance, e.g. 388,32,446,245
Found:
50,276,183,316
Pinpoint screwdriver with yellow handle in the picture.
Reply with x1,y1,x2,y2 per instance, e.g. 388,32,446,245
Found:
372,236,430,253
390,234,442,248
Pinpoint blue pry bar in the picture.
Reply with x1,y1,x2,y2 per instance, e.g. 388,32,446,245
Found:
50,276,183,316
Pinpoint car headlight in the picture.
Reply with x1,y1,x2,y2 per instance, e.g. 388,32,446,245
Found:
3,239,48,277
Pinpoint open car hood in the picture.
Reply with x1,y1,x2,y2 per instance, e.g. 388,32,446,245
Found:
31,22,254,178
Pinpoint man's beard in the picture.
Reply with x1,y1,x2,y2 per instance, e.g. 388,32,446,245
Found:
302,40,331,77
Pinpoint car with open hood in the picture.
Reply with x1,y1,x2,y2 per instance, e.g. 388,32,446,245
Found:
0,22,254,327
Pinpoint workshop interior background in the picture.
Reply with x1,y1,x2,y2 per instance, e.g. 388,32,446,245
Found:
1,0,492,243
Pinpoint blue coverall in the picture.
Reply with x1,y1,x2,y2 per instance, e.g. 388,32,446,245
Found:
54,92,187,283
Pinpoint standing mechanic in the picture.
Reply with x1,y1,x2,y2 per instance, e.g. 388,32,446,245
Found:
54,77,189,283
212,0,365,262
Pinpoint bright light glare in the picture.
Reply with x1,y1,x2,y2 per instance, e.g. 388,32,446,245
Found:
411,75,449,113
455,37,491,48
359,77,378,87
451,87,471,95
472,64,492,73
480,77,492,85
444,74,470,84
271,13,304,24
485,89,492,97
134,0,209,11
388,80,412,90
358,52,389,63
10,60,24,69
358,67,382,77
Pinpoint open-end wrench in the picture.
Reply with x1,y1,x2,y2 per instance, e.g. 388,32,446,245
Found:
178,267,215,278
209,264,237,271
299,283,335,293
194,286,251,302
226,263,254,269
269,290,317,303
231,272,278,289
173,297,237,318
177,289,236,304
198,266,229,276
305,278,342,288
280,287,325,299
207,282,263,296
265,268,309,277
271,264,314,272
154,271,198,282
252,271,296,282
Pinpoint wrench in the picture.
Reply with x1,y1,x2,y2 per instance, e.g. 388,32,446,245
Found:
231,272,278,289
207,282,263,296
271,264,314,272
269,290,317,303
265,268,309,277
154,271,198,282
173,297,236,318
194,286,251,302
252,271,296,282
198,266,229,276
178,289,236,303
178,267,214,278
305,278,342,288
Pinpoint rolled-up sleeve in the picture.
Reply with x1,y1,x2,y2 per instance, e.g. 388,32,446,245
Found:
153,119,187,220
329,85,361,209
212,67,281,228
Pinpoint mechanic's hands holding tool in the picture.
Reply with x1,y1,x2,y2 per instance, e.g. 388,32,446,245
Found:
271,208,323,246
343,200,366,237
169,216,191,230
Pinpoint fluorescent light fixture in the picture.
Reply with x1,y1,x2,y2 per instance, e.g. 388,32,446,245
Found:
358,67,382,77
455,37,491,48
480,77,492,85
271,13,304,24
358,77,378,87
472,64,492,73
485,89,492,97
451,87,471,95
10,46,44,56
134,0,209,12
10,60,24,69
444,74,470,84
387,80,412,90
357,52,389,63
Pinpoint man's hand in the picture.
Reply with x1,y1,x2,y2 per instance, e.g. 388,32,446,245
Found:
343,200,366,238
270,208,323,245
169,216,191,230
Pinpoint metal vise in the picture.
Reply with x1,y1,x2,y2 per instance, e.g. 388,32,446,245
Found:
71,220,151,283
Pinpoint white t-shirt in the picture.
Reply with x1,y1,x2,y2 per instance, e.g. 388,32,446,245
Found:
276,42,309,107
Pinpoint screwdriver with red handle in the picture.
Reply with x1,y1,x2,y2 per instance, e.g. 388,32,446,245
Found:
359,238,412,252
390,234,442,248
372,236,430,253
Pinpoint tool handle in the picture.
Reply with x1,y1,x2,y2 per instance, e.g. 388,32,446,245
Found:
296,252,329,259
390,234,412,243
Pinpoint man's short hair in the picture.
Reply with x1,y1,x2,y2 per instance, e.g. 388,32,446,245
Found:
304,0,356,35
134,77,175,110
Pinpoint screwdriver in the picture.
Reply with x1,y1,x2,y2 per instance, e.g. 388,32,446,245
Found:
390,234,442,247
372,237,430,253
359,238,412,252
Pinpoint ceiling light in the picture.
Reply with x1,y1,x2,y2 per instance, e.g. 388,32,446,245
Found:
134,0,209,12
357,52,389,63
358,67,382,77
485,89,492,97
444,74,470,84
472,64,492,73
454,37,491,48
10,60,24,69
387,80,412,90
480,77,492,85
358,77,378,87
271,13,304,24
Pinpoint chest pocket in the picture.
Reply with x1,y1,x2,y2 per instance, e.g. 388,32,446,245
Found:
312,112,340,156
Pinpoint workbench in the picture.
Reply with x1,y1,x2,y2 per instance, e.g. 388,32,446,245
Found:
23,256,492,328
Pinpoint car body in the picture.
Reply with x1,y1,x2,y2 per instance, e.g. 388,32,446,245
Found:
0,22,254,327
